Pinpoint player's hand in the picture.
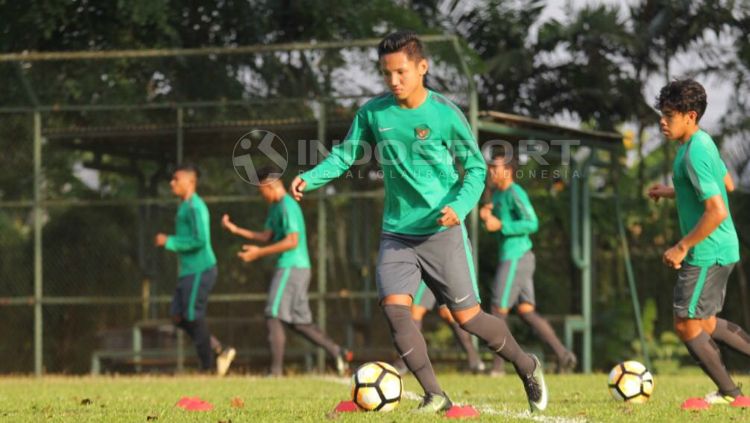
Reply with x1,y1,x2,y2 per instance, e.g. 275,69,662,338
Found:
479,203,493,222
648,183,673,202
290,176,307,201
222,214,237,234
154,233,168,247
437,206,460,227
663,243,687,269
238,244,261,263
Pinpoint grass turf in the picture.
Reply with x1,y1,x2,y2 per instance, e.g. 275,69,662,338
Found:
0,373,748,422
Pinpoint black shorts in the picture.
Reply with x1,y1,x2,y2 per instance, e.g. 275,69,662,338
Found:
673,263,734,319
170,266,217,321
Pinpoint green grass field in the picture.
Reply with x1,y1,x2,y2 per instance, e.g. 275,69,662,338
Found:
0,373,748,422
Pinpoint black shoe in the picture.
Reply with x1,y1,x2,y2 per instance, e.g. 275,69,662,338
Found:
416,392,453,413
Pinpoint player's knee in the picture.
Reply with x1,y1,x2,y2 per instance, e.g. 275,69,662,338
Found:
493,306,509,317
381,294,413,307
437,306,454,323
451,304,481,325
674,318,702,341
517,303,535,314
411,305,428,321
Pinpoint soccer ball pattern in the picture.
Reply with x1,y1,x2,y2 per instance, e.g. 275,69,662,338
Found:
607,360,654,403
350,361,403,412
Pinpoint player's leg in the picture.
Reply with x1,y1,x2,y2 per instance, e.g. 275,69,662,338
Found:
377,233,445,409
518,302,576,372
265,268,292,376
674,263,744,405
266,318,286,376
701,264,750,357
285,268,351,375
393,285,429,374
172,267,219,372
709,317,750,357
419,225,546,412
515,252,576,372
489,258,520,375
436,305,484,372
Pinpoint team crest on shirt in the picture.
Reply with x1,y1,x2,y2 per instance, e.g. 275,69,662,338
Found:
415,124,431,140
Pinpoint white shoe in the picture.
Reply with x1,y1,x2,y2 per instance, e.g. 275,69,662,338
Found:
216,347,236,377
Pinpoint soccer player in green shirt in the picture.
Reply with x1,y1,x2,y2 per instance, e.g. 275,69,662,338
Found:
480,153,576,375
649,79,750,409
222,167,351,377
155,163,236,375
290,31,547,413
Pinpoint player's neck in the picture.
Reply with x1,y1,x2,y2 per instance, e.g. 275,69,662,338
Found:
271,190,286,203
498,179,513,191
397,86,428,109
679,126,700,144
180,189,195,201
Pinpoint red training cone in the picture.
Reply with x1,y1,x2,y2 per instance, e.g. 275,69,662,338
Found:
445,405,480,418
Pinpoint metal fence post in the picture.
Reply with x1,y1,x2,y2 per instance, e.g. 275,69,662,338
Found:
316,100,327,372
33,111,43,376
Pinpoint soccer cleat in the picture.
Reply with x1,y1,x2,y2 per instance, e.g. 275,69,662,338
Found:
416,392,453,413
216,347,236,377
704,391,736,405
335,349,353,377
520,354,548,412
556,351,578,374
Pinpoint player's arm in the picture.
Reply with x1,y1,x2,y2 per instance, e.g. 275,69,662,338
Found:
663,149,727,268
500,189,539,236
479,203,502,232
164,203,207,252
222,214,272,242
647,183,675,202
724,172,735,193
291,110,373,200
238,232,298,263
438,109,487,226
664,195,728,268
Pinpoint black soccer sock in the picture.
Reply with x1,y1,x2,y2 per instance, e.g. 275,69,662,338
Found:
490,309,507,372
685,331,740,397
178,319,214,370
520,311,569,361
290,323,341,358
711,319,750,358
460,311,535,376
267,318,286,376
393,318,424,370
382,304,442,395
448,321,481,369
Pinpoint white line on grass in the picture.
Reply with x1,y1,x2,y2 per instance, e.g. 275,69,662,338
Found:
317,376,586,423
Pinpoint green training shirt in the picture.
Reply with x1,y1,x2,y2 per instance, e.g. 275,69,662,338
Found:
300,90,487,235
166,193,217,276
264,194,311,268
672,129,739,266
491,183,538,261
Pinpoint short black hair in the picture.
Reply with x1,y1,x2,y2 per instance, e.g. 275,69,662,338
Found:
378,30,426,61
256,166,282,183
174,162,200,179
489,149,517,172
655,79,707,121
